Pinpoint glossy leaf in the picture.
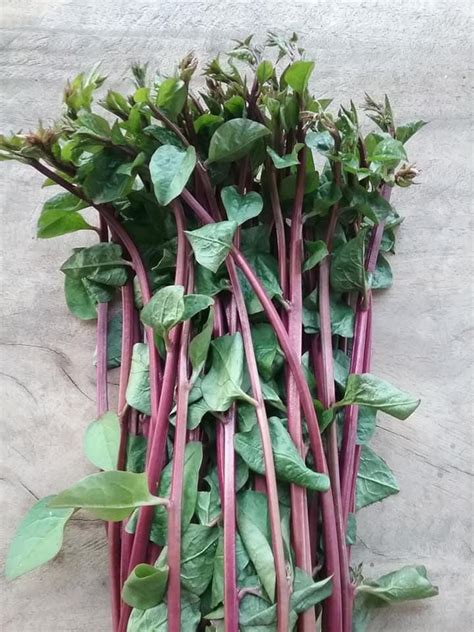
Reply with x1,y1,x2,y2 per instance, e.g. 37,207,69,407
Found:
356,445,399,510
127,591,201,632
339,373,420,420
285,60,315,94
84,411,120,471
126,343,151,415
369,136,407,165
201,333,255,412
237,491,275,601
370,254,393,289
208,118,271,163
64,276,97,320
266,143,303,169
180,524,220,595
251,323,284,381
185,220,238,273
291,568,333,613
357,565,438,604
234,417,330,491
396,120,427,144
221,186,263,225
303,240,329,271
50,471,164,521
37,192,91,238
330,230,367,293
150,442,202,545
61,243,128,286
5,496,74,580
189,307,214,381
256,60,273,83
122,563,169,609
150,144,196,206
156,78,187,119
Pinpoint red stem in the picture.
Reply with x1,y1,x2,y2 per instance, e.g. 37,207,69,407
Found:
226,258,290,631
317,258,350,632
181,187,343,628
286,153,315,631
119,202,187,632
267,164,288,297
167,271,193,632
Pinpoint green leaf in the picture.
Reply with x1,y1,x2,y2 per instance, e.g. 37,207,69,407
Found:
61,243,128,287
221,186,263,226
149,144,196,206
84,411,120,471
182,293,214,321
291,568,333,613
237,491,275,601
126,435,147,473
50,471,164,521
396,120,427,144
303,291,354,337
5,496,74,580
141,285,213,339
140,285,184,337
185,220,238,273
357,565,438,604
330,230,367,293
208,118,271,163
156,78,187,119
40,192,87,215
76,112,111,137
256,60,273,84
234,417,330,492
370,254,393,289
64,276,97,320
105,311,122,368
266,143,303,169
369,136,407,166
189,307,214,381
180,524,220,595
338,373,420,420
356,445,399,510
37,193,91,239
251,324,284,382
356,406,377,445
305,130,335,155
237,253,282,315
83,149,135,204
126,343,151,415
346,513,357,545
122,563,168,609
195,265,229,296
128,591,201,632
201,333,256,412
303,240,329,271
284,60,315,94
150,442,203,545
348,184,394,224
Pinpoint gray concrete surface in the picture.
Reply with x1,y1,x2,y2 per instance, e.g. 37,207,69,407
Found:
0,1,472,630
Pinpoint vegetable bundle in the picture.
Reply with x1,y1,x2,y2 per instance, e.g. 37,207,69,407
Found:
3,33,437,632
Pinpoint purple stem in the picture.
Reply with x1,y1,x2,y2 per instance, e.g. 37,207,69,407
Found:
215,295,239,631
267,163,288,297
286,153,315,631
119,201,188,632
167,270,193,632
226,257,290,631
180,187,343,629
317,258,350,632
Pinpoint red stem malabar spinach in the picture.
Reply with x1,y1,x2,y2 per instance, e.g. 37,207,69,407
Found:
3,34,437,632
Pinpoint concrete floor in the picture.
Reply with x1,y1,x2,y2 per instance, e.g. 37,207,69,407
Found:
0,1,472,630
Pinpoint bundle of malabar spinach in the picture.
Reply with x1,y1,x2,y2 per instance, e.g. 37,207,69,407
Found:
2,33,437,632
